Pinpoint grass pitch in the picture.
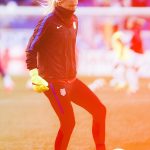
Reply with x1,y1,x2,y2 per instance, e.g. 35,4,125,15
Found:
0,76,150,150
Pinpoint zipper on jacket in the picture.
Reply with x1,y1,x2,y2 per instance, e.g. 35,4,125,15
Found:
66,27,73,78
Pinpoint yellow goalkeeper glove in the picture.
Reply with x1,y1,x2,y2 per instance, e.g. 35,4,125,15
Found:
29,68,49,93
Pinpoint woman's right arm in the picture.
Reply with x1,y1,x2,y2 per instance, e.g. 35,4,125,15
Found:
25,16,51,92
26,16,50,70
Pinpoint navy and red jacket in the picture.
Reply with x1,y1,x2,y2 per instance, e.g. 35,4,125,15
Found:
26,6,78,81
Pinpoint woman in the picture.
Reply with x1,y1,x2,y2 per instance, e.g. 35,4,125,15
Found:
0,49,14,91
26,0,106,149
110,23,141,93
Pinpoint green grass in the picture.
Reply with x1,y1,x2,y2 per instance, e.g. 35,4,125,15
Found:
0,76,150,150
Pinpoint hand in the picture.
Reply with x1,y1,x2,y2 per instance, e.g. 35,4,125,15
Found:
29,68,49,93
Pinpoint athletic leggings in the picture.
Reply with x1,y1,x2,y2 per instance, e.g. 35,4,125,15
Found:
44,78,106,150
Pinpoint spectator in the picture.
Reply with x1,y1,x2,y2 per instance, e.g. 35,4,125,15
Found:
131,0,148,7
110,24,140,93
0,48,14,91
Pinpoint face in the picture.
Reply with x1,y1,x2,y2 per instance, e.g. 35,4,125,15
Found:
57,0,78,11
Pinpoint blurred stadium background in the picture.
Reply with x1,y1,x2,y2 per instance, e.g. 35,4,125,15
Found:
0,0,150,150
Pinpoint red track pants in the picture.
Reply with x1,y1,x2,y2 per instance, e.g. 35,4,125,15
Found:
44,78,106,150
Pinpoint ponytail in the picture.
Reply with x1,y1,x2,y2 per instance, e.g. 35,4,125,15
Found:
38,0,57,14
47,0,57,13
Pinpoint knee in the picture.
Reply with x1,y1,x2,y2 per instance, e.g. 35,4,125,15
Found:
101,104,106,116
93,104,106,120
100,104,106,117
61,118,75,133
68,119,75,131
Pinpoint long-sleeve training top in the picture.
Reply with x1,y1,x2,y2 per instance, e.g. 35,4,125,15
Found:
26,6,78,81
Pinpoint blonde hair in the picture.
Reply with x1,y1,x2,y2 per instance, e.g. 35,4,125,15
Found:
38,0,57,14
47,0,57,13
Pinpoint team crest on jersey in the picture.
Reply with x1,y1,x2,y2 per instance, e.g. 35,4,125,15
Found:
73,22,77,30
60,88,66,96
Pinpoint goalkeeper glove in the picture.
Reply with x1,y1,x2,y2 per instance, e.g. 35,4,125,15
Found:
29,68,49,93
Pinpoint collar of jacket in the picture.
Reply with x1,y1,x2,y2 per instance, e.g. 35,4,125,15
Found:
54,6,75,27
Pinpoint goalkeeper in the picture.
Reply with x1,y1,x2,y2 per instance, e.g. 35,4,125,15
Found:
26,0,106,150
